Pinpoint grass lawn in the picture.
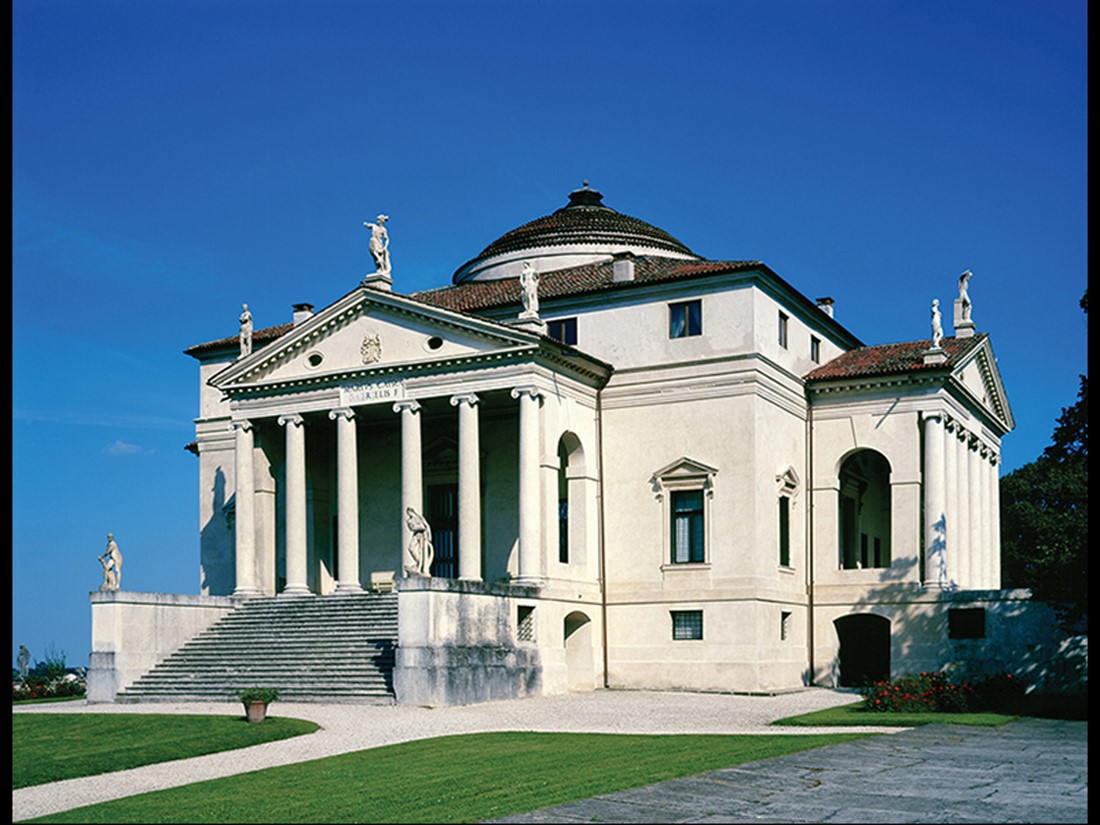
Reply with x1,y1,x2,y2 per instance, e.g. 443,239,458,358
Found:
13,696,86,707
18,731,874,824
772,701,1017,727
13,714,320,789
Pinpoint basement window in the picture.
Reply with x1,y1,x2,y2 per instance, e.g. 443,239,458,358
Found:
948,608,986,640
517,605,536,642
671,610,703,640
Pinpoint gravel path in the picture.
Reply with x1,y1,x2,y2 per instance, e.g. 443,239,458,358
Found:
13,687,882,821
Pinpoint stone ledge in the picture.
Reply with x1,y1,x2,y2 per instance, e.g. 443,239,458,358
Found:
394,577,541,599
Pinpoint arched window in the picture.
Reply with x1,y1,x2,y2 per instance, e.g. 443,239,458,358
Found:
557,433,586,566
838,450,892,570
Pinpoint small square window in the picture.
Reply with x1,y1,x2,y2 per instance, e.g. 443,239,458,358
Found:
810,336,821,363
778,311,789,349
671,610,703,640
517,605,536,641
547,318,577,346
948,608,986,640
670,300,702,338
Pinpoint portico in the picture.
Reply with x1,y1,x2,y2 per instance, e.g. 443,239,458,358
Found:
206,285,609,599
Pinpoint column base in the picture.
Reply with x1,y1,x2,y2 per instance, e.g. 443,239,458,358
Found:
278,586,314,597
513,575,545,588
231,587,264,599
332,582,365,594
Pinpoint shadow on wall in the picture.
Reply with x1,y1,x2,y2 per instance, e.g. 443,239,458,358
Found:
834,551,1087,697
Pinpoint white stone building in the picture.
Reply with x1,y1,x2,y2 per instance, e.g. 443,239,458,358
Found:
91,185,1076,705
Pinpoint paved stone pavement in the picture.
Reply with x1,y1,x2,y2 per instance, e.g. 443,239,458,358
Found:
492,717,1088,824
12,690,1086,823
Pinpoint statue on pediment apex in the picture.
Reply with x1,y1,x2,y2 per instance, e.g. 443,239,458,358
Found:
519,260,539,318
239,304,253,358
364,215,391,277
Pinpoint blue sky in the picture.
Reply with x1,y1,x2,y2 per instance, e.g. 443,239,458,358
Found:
13,0,1087,670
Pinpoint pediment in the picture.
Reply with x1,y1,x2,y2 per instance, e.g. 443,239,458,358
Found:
949,337,1014,433
210,287,539,392
650,456,719,486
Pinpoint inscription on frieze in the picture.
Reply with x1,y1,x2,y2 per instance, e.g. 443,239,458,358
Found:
340,378,407,406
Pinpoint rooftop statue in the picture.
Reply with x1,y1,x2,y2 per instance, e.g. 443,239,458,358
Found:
930,298,944,350
519,260,540,318
239,303,253,358
958,270,972,322
364,215,392,277
98,533,123,591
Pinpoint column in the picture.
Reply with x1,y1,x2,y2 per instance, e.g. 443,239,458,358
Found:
329,407,362,593
954,427,972,587
451,393,482,581
511,386,543,584
943,418,958,587
990,454,1002,589
393,399,423,576
232,419,261,597
967,434,982,590
979,446,993,590
278,413,311,596
922,413,946,588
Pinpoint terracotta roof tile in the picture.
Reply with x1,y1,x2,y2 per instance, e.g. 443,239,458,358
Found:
413,256,762,314
805,334,987,381
185,322,294,357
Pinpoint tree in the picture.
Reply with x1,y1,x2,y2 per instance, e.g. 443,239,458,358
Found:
1000,291,1087,630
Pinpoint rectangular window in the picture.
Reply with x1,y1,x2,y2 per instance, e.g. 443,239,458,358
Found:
778,497,791,567
547,317,578,346
558,498,569,563
670,490,705,563
669,300,702,338
778,311,789,349
948,608,986,640
671,610,703,640
810,336,821,363
781,611,792,641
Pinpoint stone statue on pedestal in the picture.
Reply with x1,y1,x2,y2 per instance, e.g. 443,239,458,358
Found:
98,533,123,591
404,507,434,577
930,299,944,350
519,261,539,318
364,215,392,277
957,270,972,322
17,644,30,680
239,304,253,358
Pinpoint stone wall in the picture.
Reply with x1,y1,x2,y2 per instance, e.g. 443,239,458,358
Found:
87,590,240,702
394,577,542,706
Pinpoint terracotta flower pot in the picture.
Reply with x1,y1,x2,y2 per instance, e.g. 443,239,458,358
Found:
246,700,268,723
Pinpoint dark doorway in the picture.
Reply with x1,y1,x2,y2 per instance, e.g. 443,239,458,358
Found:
834,614,891,687
428,484,458,579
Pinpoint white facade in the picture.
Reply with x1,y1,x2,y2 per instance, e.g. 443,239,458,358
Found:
94,187,1069,705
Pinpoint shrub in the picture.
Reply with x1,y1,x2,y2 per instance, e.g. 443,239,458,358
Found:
860,671,975,713
970,672,1026,712
236,687,280,707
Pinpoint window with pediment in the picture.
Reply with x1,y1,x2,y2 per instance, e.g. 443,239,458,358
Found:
651,457,717,566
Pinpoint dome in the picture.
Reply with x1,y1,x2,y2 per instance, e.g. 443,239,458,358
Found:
452,183,698,283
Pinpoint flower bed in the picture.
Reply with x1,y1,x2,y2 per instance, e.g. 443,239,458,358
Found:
861,671,1023,713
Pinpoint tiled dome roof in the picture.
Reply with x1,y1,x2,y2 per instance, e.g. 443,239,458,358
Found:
453,184,696,281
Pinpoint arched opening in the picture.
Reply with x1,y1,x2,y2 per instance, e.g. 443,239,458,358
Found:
564,611,595,691
837,449,892,569
834,614,891,687
556,433,586,566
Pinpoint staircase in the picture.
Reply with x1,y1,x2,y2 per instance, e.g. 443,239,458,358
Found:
115,592,398,703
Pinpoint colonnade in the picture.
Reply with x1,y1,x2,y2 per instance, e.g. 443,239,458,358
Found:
231,385,545,597
921,412,1001,589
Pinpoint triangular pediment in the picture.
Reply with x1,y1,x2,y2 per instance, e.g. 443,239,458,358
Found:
949,337,1014,434
650,457,719,483
210,287,541,392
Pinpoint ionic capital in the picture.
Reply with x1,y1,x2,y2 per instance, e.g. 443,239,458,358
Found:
392,399,422,415
450,392,480,408
230,419,253,433
328,407,356,422
278,413,305,428
510,385,543,402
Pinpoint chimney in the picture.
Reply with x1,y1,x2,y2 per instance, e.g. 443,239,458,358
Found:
292,303,315,325
612,251,636,283
816,297,834,318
